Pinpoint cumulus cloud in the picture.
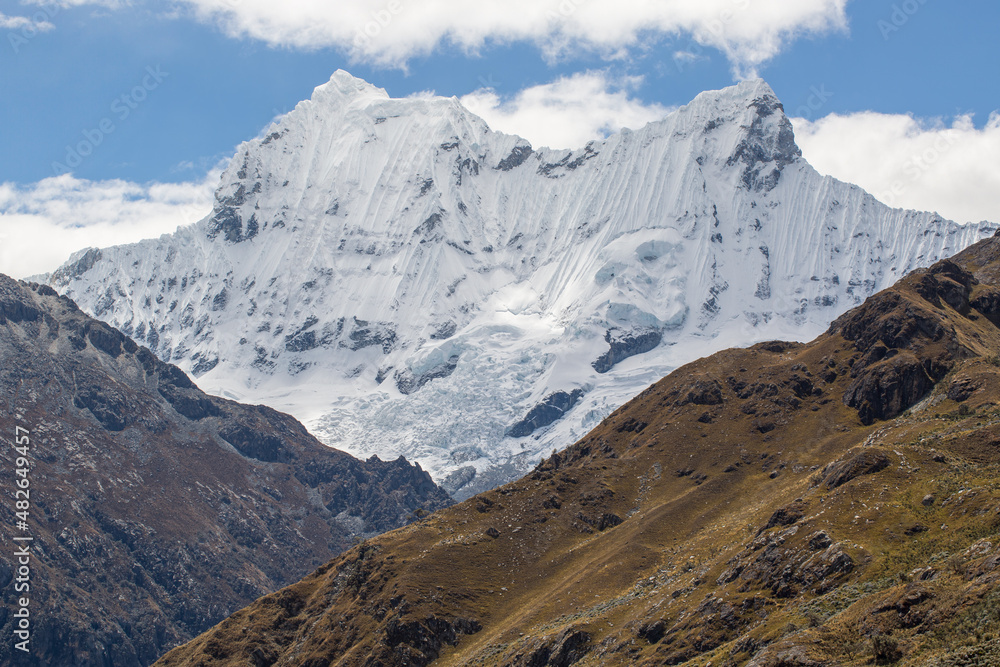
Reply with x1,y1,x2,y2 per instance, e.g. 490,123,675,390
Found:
459,71,671,149
62,0,847,74
0,172,220,279
793,112,1000,225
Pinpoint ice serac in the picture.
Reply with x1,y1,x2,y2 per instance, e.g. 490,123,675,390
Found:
52,71,997,499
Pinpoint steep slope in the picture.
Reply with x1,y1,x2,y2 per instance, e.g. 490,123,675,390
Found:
157,234,1000,666
0,275,451,667
52,72,996,498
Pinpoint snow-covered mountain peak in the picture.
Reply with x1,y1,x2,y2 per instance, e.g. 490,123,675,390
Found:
206,76,800,249
660,78,800,192
315,69,390,102
204,70,501,245
51,73,997,499
686,78,777,114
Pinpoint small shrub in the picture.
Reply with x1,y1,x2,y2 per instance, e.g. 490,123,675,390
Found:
872,633,902,664
843,639,867,661
804,609,824,628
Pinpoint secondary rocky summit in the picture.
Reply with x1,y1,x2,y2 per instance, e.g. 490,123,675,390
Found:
0,276,451,667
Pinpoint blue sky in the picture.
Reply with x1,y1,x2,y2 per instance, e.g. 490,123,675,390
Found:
1,0,998,277
1,0,997,184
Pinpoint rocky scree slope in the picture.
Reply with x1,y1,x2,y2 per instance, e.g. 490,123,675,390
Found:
50,72,997,499
158,234,1000,666
0,275,451,667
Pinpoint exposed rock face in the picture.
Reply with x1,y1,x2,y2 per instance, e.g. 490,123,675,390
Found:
762,502,807,530
48,247,102,285
677,378,726,406
511,628,591,667
592,328,663,373
746,645,830,667
821,449,892,489
946,375,980,402
843,351,939,425
395,355,460,395
719,523,857,598
0,275,451,667
726,95,801,192
507,390,586,438
833,259,982,424
382,614,482,665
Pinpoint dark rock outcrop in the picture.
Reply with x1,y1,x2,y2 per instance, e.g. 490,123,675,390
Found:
726,93,801,192
395,355,460,395
592,328,662,373
719,526,857,598
948,376,982,402
343,318,396,353
763,502,806,531
430,321,457,340
507,389,586,438
49,247,103,286
512,629,591,667
832,259,985,424
971,287,1000,326
678,379,725,406
383,615,482,666
497,144,534,171
843,352,939,425
821,449,892,489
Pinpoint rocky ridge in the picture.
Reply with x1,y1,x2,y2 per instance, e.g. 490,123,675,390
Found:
0,275,451,666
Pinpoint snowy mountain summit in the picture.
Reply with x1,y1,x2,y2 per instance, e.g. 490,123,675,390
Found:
52,71,996,498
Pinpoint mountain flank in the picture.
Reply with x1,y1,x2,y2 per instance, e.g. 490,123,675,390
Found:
0,275,451,666
158,233,1000,666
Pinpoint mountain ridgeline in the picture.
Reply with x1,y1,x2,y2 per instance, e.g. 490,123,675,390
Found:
159,234,1000,666
0,275,451,667
50,72,997,499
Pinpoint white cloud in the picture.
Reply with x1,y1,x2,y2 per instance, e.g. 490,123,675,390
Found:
0,172,220,279
22,0,123,7
793,112,1000,224
460,71,671,149
0,11,55,31
60,0,848,74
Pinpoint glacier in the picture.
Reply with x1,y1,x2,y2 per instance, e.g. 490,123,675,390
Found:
51,71,997,498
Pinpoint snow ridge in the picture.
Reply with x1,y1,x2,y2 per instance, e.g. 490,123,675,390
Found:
52,71,997,498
